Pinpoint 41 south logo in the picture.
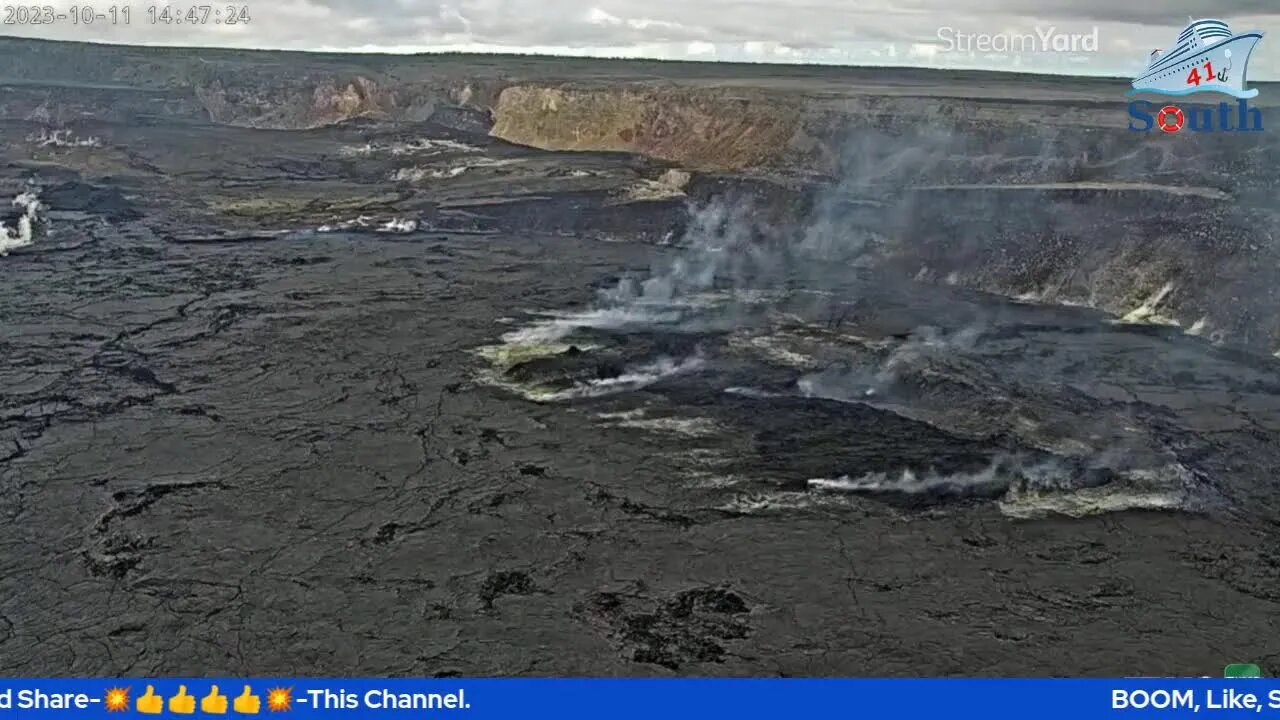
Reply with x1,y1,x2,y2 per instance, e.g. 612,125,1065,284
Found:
1126,17,1265,133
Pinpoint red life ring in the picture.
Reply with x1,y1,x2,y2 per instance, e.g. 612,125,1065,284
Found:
1157,105,1185,133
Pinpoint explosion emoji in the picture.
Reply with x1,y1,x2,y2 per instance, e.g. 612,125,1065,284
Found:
266,687,292,712
104,687,130,712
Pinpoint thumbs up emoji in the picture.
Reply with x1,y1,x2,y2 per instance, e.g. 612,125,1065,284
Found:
137,686,163,715
169,685,196,715
202,686,229,715
233,686,261,715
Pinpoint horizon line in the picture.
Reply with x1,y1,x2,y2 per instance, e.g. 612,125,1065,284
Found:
4,33,1277,83
0,34,1152,82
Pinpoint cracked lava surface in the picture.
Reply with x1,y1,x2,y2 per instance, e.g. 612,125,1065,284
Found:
3,78,1280,677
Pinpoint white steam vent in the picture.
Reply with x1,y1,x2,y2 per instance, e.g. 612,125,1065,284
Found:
0,191,42,257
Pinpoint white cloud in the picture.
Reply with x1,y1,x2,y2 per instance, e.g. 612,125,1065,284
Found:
587,7,623,26
908,43,941,59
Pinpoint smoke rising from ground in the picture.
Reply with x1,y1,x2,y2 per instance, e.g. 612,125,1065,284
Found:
798,324,983,400
806,454,1201,518
596,123,985,314
0,191,42,256
26,128,100,148
482,116,1261,517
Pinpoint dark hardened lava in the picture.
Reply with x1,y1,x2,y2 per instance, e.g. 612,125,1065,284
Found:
2,67,1280,678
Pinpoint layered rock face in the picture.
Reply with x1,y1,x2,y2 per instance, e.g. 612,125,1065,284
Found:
0,36,1137,172
489,85,825,171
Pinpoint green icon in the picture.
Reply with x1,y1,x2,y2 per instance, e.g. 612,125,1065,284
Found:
1225,663,1262,678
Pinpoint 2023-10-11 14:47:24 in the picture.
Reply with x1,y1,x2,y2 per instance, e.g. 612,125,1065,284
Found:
2,5,251,25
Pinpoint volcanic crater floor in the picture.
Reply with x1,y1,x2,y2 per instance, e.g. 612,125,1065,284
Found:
2,106,1280,676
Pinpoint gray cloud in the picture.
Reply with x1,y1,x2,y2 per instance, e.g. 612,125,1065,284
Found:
3,0,1277,78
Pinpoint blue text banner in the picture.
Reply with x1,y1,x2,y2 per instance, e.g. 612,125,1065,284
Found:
1,678,1277,720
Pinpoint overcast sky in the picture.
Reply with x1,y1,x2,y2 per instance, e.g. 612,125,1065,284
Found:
4,1,1278,79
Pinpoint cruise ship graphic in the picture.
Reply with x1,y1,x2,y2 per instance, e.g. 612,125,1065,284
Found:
1128,18,1264,98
